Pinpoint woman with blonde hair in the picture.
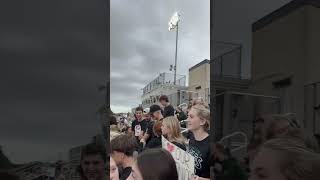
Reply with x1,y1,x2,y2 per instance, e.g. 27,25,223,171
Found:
250,138,320,180
186,104,211,180
161,116,186,150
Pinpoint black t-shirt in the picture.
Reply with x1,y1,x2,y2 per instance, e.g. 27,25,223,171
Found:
120,167,132,180
146,120,155,140
131,119,148,138
145,119,163,148
163,104,175,117
145,136,162,149
187,134,211,178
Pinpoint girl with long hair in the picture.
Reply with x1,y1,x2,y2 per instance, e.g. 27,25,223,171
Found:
161,116,186,150
186,105,211,180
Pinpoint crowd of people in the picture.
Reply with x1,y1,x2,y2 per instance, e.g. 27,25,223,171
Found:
109,95,320,180
109,95,211,180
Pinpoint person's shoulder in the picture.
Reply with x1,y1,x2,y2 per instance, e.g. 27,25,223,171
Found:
203,135,210,141
199,135,210,146
131,120,137,126
164,104,173,109
148,120,154,125
141,119,148,124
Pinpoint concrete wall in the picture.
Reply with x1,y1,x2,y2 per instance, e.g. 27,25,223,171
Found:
188,62,210,103
304,6,320,133
251,5,320,132
306,6,320,84
251,6,308,123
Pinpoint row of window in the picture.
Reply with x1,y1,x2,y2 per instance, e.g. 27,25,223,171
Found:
142,95,161,105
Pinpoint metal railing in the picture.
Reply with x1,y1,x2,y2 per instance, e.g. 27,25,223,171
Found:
212,45,242,79
13,164,54,180
142,73,186,95
219,131,248,155
141,89,197,109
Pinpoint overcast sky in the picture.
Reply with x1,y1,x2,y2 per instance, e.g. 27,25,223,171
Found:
0,0,107,163
110,0,210,113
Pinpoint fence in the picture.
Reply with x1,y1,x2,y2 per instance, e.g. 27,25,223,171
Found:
212,91,281,141
212,44,242,79
219,131,248,159
142,73,186,95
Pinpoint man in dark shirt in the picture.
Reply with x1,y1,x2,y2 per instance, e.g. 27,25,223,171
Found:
131,107,148,142
159,95,175,117
141,104,164,149
111,134,138,180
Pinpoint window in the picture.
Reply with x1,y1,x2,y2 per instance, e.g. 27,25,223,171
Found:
272,77,292,88
273,77,292,113
196,86,201,90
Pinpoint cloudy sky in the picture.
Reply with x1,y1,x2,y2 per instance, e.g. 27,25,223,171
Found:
0,0,107,163
110,0,210,113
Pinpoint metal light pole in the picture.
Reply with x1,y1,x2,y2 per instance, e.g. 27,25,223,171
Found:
168,12,180,85
174,23,179,85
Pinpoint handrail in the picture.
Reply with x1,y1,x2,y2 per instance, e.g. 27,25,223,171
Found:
219,131,248,153
219,131,247,143
211,91,280,99
212,44,242,79
212,47,241,61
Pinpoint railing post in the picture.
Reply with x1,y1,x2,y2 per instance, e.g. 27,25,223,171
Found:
220,56,223,77
239,46,242,78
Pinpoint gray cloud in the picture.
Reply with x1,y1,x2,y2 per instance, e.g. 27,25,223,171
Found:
0,0,107,163
110,0,210,112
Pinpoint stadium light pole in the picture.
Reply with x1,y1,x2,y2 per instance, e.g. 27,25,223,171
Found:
168,12,180,85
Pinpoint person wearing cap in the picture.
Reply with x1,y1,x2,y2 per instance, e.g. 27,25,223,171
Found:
149,104,164,121
140,104,164,149
159,95,175,118
143,108,151,122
